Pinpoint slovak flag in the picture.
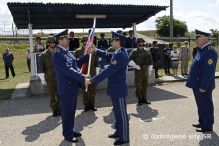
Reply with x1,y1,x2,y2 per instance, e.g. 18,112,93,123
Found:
81,26,95,74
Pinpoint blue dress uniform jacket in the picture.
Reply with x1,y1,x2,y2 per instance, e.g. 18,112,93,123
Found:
92,48,129,97
53,45,89,139
125,37,137,48
186,43,218,130
97,39,108,50
186,43,217,91
53,46,89,94
91,48,129,142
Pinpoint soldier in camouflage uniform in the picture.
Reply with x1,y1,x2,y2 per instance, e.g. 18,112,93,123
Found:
40,36,60,117
74,36,99,112
129,38,153,105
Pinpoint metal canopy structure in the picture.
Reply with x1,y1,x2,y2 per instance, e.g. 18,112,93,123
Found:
7,2,168,29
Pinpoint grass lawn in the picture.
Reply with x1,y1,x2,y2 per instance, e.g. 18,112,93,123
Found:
0,40,31,100
0,39,218,100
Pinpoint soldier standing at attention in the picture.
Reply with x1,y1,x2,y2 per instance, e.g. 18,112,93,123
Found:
74,36,99,112
40,36,60,117
150,41,160,78
129,38,153,105
186,30,218,132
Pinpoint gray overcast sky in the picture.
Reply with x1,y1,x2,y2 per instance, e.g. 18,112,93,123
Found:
0,0,219,34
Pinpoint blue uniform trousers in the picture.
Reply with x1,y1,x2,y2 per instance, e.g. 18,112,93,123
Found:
60,93,77,139
192,89,214,130
111,96,129,142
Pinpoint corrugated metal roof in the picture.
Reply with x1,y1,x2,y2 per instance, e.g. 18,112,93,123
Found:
7,2,168,29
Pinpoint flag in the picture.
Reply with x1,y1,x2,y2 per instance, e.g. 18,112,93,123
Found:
81,22,96,74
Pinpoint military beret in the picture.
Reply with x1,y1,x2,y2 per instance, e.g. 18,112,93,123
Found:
195,29,211,38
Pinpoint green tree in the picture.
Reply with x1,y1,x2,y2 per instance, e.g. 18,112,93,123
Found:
155,15,188,37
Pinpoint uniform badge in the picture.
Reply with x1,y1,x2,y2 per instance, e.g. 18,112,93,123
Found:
208,59,213,65
111,60,117,65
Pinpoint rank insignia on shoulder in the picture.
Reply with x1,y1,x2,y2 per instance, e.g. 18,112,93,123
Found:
208,46,215,50
54,48,60,53
208,58,213,65
111,60,117,65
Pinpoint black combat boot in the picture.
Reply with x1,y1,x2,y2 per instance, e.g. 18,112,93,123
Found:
137,98,143,106
142,97,151,104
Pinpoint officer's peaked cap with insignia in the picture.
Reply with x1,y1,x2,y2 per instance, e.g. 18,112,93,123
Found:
59,35,70,40
195,29,211,38
137,38,145,43
111,31,126,42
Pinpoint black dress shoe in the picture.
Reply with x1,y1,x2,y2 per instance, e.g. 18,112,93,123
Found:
192,124,201,128
114,140,129,145
90,106,97,111
196,129,213,133
65,137,78,143
73,132,82,137
108,133,119,139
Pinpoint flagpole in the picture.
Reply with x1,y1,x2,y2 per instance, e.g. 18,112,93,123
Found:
86,17,96,92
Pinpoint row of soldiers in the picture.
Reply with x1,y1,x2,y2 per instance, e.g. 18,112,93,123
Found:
68,30,137,51
39,34,153,116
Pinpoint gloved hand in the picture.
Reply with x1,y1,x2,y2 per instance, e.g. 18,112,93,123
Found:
148,65,153,76
129,60,140,70
135,65,141,70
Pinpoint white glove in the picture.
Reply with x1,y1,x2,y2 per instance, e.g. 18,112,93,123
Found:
129,60,136,66
148,65,153,76
135,65,141,70
129,60,140,70
104,65,109,68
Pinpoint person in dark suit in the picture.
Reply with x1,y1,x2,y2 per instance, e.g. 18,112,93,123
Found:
3,48,15,78
69,31,80,51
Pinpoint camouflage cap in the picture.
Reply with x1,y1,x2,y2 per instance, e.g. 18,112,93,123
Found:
47,36,56,42
137,38,145,43
81,36,88,43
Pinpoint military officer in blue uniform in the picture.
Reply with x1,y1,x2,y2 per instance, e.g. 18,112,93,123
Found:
85,31,129,145
125,30,137,48
97,33,108,50
53,35,90,143
186,30,218,132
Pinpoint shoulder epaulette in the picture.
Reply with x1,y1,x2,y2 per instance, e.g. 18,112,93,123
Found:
54,47,61,53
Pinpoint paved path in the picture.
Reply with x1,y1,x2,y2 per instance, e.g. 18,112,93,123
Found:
0,80,219,146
